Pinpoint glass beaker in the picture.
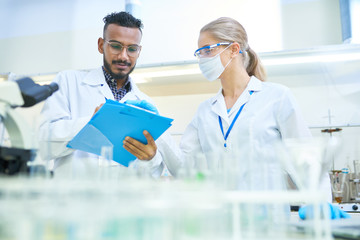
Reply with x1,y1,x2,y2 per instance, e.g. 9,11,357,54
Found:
330,171,347,203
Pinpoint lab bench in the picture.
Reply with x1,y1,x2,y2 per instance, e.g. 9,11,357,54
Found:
2,176,354,240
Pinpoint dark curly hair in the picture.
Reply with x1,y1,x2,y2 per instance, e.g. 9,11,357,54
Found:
103,12,143,36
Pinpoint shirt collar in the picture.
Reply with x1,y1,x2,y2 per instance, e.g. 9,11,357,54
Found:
102,66,131,91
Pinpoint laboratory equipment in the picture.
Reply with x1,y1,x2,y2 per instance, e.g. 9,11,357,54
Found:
0,77,58,175
319,116,360,211
335,164,360,204
321,127,343,171
330,163,360,212
0,176,333,240
281,138,326,192
350,160,360,203
330,170,347,204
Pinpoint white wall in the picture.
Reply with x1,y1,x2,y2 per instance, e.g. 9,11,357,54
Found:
0,0,342,75
281,0,342,48
0,0,125,75
138,0,283,65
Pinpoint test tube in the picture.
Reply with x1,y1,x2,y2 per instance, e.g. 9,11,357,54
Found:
0,116,5,144
98,145,113,181
354,160,360,198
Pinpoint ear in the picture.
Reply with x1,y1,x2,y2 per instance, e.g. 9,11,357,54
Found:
231,42,241,57
98,37,104,54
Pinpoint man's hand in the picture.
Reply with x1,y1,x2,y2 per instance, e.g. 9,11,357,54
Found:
123,130,157,160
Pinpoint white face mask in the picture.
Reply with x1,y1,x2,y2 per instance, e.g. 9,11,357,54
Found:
198,45,233,81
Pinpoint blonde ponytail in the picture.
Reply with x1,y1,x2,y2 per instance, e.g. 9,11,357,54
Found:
246,47,267,81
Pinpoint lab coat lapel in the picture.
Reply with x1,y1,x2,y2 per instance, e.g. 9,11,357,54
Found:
211,89,230,125
83,67,114,100
228,90,251,116
211,77,263,125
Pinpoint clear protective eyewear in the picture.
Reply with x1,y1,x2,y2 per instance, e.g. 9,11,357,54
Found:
104,40,141,57
194,42,232,59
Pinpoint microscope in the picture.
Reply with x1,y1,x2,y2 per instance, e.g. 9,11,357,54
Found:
0,77,58,175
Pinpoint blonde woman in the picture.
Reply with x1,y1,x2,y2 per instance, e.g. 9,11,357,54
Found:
170,16,350,219
177,17,312,190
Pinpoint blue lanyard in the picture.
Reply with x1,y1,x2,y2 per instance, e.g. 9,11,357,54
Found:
218,91,253,148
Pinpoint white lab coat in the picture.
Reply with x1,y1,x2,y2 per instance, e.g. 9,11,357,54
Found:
166,77,332,200
39,67,170,178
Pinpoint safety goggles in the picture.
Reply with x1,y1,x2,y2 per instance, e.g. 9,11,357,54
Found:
194,42,232,59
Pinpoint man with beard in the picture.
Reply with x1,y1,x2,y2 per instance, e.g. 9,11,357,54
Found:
39,12,175,178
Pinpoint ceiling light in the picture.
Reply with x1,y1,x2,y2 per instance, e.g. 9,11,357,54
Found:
262,52,360,65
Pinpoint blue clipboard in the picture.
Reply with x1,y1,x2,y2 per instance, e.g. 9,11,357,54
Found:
67,99,173,167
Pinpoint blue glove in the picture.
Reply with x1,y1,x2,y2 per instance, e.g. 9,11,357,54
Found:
125,99,159,114
299,203,351,220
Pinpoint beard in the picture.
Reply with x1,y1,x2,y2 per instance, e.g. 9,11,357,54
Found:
103,56,136,80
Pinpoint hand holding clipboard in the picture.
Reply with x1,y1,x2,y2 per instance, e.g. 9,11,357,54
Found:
67,99,173,167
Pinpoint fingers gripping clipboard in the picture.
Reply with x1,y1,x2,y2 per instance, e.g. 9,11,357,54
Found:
67,99,173,167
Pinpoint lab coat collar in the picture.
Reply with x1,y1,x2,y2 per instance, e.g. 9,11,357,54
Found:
82,67,143,101
82,67,107,86
210,76,263,124
247,76,263,92
210,89,228,124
